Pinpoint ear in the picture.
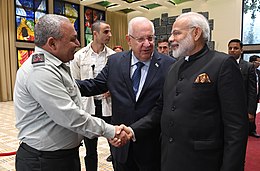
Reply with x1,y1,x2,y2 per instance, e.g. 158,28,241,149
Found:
47,37,57,50
126,34,131,46
93,30,98,37
193,27,202,41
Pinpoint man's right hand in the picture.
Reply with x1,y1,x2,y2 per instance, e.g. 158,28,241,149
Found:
108,125,133,147
248,113,255,122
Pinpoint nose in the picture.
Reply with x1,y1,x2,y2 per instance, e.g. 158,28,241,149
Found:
168,35,174,43
143,39,151,46
76,39,80,47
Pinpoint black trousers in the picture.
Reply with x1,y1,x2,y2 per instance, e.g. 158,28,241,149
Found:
84,100,111,171
15,143,80,171
249,115,257,133
249,101,258,133
113,143,160,171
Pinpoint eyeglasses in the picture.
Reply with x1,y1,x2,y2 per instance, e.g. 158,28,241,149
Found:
171,26,196,37
129,34,156,43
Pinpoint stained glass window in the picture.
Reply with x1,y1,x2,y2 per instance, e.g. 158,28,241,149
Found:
15,0,47,42
54,0,80,41
17,48,34,68
84,7,105,45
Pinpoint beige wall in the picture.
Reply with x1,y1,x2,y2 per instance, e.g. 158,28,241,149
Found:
128,0,242,53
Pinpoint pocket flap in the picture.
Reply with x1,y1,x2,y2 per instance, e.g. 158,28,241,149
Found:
194,140,222,150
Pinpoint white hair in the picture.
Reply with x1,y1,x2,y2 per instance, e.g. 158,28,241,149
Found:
176,12,210,42
128,17,155,35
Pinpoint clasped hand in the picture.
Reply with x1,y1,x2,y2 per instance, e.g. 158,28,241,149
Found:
108,124,133,147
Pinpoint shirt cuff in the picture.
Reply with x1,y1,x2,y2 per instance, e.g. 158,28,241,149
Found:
103,123,115,139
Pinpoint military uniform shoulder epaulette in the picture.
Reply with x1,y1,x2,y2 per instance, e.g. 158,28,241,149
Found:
32,53,45,67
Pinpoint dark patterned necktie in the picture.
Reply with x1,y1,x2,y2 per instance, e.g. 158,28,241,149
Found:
132,62,145,96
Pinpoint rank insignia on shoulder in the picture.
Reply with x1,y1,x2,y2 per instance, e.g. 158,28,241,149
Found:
32,53,45,65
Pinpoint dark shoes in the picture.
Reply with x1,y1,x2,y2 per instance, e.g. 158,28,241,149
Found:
106,154,113,162
249,131,260,138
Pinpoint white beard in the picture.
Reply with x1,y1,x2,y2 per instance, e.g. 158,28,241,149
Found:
171,33,194,58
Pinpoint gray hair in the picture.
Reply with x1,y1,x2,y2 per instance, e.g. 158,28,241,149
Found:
128,17,155,35
91,20,107,33
176,12,210,42
34,14,70,47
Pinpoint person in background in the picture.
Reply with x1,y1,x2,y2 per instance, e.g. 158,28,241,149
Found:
228,39,259,138
14,14,125,171
248,55,260,138
121,12,249,171
70,20,115,170
157,37,170,55
76,16,175,171
113,45,124,52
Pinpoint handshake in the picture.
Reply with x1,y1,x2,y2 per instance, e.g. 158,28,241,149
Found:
109,124,134,147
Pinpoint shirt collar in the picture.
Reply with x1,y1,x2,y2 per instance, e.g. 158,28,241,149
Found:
90,43,107,56
236,57,241,64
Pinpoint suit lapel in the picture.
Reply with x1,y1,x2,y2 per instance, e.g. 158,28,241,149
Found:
121,51,136,101
139,51,161,99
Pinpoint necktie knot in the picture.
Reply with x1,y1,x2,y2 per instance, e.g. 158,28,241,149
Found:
136,62,145,69
132,62,145,96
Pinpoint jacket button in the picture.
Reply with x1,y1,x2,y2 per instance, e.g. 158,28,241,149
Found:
179,77,184,81
169,137,174,143
176,91,180,96
171,106,176,111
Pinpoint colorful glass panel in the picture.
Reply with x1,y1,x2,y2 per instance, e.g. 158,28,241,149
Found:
17,49,34,68
53,0,80,42
15,0,47,42
84,7,105,45
54,0,64,14
16,16,35,41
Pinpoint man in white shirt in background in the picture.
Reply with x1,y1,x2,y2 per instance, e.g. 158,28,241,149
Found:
70,20,115,171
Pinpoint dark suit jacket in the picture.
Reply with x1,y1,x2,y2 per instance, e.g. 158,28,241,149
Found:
131,46,248,171
256,69,260,100
238,58,257,115
77,50,175,166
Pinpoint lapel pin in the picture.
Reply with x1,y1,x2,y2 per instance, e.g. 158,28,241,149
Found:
155,63,159,67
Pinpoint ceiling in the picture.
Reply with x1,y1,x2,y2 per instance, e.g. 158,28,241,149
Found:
80,0,196,14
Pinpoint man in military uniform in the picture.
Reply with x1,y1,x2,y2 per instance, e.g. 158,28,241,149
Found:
14,14,125,171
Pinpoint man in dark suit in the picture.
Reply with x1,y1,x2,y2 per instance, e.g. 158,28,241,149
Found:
122,12,249,171
157,37,170,56
77,17,175,171
228,39,259,138
248,55,260,138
